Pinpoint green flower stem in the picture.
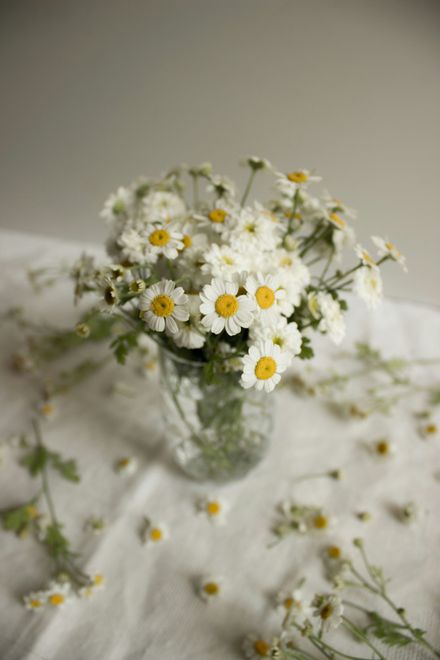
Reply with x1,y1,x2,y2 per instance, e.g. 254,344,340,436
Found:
241,168,257,207
298,220,326,258
32,419,58,526
191,173,199,207
355,545,440,658
341,616,387,660
286,189,301,236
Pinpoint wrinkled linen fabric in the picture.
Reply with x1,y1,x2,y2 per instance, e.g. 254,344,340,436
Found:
0,229,439,660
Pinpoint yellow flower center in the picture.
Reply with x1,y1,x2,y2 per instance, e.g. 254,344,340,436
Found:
255,357,277,380
280,256,293,267
203,581,219,595
273,335,284,347
385,241,395,251
118,457,130,468
287,171,308,184
313,514,329,529
255,285,275,310
40,403,55,417
151,294,175,317
376,440,389,455
30,599,43,609
283,597,294,609
361,250,375,267
329,212,346,229
93,574,104,586
104,286,117,305
206,501,221,516
208,208,227,223
253,639,270,656
215,294,238,318
150,527,163,542
149,229,170,247
327,545,341,559
425,423,438,435
320,604,334,620
49,593,65,607
245,223,256,234
222,256,235,265
182,234,192,249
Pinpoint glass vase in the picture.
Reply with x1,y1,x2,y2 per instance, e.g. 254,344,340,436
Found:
158,349,273,482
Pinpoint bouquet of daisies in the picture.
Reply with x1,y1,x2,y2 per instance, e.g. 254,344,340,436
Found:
72,157,405,393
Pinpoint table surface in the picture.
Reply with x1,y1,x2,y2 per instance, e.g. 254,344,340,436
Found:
0,229,439,660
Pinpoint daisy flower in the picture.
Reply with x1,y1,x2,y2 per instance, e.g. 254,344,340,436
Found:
323,191,357,219
116,225,150,264
173,294,206,349
23,591,47,612
141,518,169,546
139,279,189,334
100,186,133,222
201,243,245,279
250,316,302,357
197,495,228,525
115,456,138,475
197,200,236,233
242,633,272,658
312,594,343,633
199,277,255,336
275,588,309,620
143,190,186,223
355,244,377,268
227,205,281,252
145,224,184,263
79,573,105,599
275,170,321,198
372,439,396,458
327,211,350,232
205,174,236,200
197,576,223,603
241,155,272,171
245,273,284,322
317,293,346,345
354,266,383,310
240,341,292,393
371,235,407,271
45,580,72,609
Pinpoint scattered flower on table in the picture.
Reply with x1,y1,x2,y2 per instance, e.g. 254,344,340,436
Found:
242,633,272,658
38,400,57,420
311,593,343,633
140,517,169,546
356,511,372,523
372,438,396,458
197,495,228,524
419,421,438,439
275,586,311,622
79,573,105,599
23,591,47,612
323,545,351,588
197,576,223,603
274,502,336,540
398,501,418,525
115,456,138,475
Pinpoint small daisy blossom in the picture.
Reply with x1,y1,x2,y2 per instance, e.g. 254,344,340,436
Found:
323,191,357,220
201,243,245,279
355,266,383,310
197,495,228,524
197,576,223,603
196,200,236,233
371,235,407,271
250,316,302,357
143,190,186,222
312,593,343,633
240,341,292,393
144,224,184,263
79,574,105,599
141,518,169,546
372,438,396,458
115,456,138,475
226,205,282,252
23,591,47,612
200,278,255,336
317,293,345,345
355,244,377,268
245,273,284,322
275,170,322,198
242,633,272,658
205,174,236,200
173,294,206,349
275,588,311,621
139,280,189,334
45,580,73,609
100,186,133,222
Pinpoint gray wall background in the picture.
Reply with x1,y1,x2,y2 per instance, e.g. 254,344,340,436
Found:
1,0,439,303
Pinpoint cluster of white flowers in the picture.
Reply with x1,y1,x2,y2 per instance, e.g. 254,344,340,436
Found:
23,573,105,612
75,159,405,394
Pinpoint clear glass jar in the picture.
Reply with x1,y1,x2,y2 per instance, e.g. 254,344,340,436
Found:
159,349,273,482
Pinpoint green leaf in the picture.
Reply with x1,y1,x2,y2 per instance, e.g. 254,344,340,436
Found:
111,331,139,365
44,523,70,559
50,453,80,483
429,387,440,406
22,445,50,476
367,612,414,647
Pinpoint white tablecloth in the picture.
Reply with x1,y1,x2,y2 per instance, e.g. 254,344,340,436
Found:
0,229,439,660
